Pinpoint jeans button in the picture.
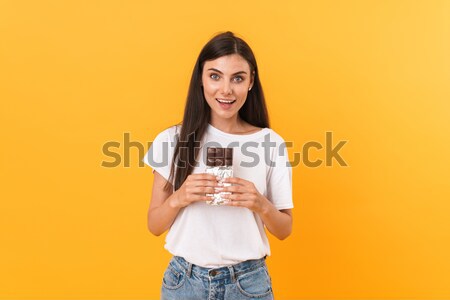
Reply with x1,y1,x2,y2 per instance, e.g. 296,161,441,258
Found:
210,270,218,276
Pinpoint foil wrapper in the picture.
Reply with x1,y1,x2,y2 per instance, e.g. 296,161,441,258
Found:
205,166,233,205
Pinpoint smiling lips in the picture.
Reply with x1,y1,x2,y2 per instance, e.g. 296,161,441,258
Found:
216,98,236,110
216,98,236,104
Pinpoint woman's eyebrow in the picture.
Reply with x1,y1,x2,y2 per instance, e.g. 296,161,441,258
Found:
207,68,247,75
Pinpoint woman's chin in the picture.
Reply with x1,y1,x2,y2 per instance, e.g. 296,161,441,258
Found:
211,111,238,120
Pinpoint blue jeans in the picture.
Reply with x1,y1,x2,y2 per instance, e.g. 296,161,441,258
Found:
161,255,274,300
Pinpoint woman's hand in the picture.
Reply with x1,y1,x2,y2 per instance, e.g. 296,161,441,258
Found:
220,177,271,214
171,173,218,208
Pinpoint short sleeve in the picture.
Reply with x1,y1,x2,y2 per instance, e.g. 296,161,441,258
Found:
142,126,177,184
266,135,294,210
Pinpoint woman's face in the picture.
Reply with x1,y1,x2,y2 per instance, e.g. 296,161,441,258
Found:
201,54,254,122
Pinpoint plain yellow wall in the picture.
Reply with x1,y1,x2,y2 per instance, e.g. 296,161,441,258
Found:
1,0,450,299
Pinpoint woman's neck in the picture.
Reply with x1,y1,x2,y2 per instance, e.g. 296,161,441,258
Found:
209,116,258,134
209,115,243,134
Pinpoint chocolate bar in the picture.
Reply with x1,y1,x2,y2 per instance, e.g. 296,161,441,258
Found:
205,147,233,205
206,147,233,167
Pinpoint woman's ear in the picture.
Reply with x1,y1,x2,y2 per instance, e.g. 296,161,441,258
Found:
249,70,255,90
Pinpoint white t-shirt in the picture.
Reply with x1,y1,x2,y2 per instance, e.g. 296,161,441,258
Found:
143,123,294,268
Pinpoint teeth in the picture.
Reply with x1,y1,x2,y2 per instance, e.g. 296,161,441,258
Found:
217,99,235,104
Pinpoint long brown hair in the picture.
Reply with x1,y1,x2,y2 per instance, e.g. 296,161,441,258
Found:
166,31,270,191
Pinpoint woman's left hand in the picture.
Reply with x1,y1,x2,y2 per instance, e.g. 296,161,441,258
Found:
220,177,271,215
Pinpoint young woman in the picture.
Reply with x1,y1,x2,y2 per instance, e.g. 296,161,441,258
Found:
143,31,293,300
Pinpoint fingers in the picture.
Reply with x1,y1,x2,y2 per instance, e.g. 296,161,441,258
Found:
187,174,219,188
190,194,215,202
180,188,215,203
187,186,216,195
182,175,256,205
187,180,218,189
222,177,250,186
221,193,247,202
188,173,218,181
182,173,220,204
220,185,250,194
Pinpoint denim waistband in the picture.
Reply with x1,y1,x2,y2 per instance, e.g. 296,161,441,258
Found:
171,256,267,282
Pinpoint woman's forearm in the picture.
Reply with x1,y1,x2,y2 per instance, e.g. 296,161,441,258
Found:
258,199,292,240
147,193,181,236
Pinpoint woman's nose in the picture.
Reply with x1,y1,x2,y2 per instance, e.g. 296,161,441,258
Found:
221,81,232,95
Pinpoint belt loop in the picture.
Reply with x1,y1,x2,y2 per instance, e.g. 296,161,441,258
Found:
227,266,236,283
186,262,193,278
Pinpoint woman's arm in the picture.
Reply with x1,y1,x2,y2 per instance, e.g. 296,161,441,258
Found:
259,205,293,240
147,171,180,236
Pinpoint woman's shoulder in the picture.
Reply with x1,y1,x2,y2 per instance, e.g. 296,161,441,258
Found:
264,127,288,145
238,121,288,145
152,123,181,143
241,123,264,135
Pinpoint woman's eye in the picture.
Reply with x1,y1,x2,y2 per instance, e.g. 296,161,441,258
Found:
210,74,220,80
234,76,243,82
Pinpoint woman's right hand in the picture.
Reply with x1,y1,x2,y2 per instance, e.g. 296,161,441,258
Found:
170,174,218,208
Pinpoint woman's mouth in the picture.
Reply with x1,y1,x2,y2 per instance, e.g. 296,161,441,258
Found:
216,98,236,110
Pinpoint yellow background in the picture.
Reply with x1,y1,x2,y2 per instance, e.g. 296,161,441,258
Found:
1,0,449,299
